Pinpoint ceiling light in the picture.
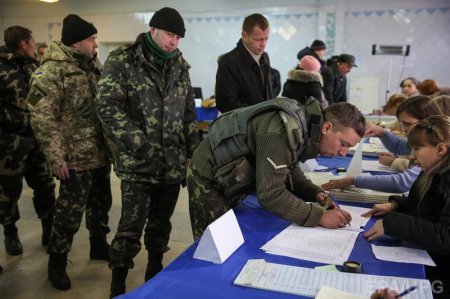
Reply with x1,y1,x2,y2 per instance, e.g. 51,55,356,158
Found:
39,0,60,3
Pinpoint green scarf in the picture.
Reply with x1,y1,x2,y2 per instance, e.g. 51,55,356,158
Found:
144,32,177,66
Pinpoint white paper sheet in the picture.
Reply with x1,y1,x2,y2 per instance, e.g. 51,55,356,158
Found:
316,286,364,299
371,244,436,266
234,259,433,299
347,137,364,176
261,224,360,265
193,209,244,264
339,204,371,229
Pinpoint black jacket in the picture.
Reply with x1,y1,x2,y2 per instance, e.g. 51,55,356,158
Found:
282,68,324,106
321,63,347,104
384,160,450,285
215,39,274,113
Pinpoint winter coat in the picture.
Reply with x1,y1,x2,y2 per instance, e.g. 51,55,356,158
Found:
27,41,107,171
282,68,325,106
96,33,199,183
215,39,274,113
0,45,37,136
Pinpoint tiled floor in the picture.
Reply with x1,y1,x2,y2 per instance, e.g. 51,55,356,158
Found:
0,172,194,299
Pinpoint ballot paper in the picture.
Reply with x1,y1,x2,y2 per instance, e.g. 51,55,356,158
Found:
316,286,364,299
234,259,433,299
339,204,371,229
371,244,436,266
261,224,360,265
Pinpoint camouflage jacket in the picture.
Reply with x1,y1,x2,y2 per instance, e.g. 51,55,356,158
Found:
96,33,199,183
27,41,107,171
0,45,37,137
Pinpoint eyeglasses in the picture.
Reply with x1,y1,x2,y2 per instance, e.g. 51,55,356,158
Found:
400,120,418,129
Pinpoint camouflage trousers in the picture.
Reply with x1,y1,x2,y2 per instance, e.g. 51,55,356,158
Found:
109,180,180,269
187,163,245,240
0,133,55,228
48,165,112,254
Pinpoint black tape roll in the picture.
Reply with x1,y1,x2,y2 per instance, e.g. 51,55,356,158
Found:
342,261,362,273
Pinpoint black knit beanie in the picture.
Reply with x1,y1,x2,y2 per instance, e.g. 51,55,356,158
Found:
149,7,186,38
61,14,97,46
310,39,326,51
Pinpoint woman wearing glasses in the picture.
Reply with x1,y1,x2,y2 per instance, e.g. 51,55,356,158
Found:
363,115,450,299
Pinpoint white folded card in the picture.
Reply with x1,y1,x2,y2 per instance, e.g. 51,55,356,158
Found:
193,209,244,264
299,158,319,172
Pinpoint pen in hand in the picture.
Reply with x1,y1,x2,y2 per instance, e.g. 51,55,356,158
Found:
326,192,352,227
395,286,417,298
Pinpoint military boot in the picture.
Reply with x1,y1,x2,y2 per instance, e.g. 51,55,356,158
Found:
144,250,163,281
110,267,128,298
48,252,71,290
4,224,23,255
90,236,110,261
41,217,53,246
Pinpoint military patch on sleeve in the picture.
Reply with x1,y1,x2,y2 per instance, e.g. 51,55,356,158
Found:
27,84,47,106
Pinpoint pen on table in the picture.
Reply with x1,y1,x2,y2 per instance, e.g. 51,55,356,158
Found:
394,286,417,298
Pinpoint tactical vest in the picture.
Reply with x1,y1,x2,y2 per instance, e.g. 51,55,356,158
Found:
208,97,323,168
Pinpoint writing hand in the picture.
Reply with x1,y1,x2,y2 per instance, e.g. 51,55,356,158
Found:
319,208,352,229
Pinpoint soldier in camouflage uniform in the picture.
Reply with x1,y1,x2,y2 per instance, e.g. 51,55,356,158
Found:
26,15,112,291
0,26,55,256
188,100,366,240
96,7,199,298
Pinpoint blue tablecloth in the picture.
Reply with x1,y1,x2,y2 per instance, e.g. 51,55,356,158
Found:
119,168,424,299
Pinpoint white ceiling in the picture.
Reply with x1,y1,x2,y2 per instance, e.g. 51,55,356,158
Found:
0,0,323,18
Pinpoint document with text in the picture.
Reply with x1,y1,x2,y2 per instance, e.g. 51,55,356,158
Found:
261,224,360,265
371,244,436,266
234,259,433,299
261,206,370,265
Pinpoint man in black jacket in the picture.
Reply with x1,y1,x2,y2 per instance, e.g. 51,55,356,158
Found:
296,39,327,69
215,13,275,113
321,53,357,104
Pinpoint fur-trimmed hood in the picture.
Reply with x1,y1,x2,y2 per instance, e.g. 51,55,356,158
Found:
287,68,323,86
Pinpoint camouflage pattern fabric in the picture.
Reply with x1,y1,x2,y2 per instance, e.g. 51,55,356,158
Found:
48,166,112,254
0,45,55,226
0,135,55,225
109,180,179,269
187,163,245,240
0,45,37,136
27,41,107,171
96,32,199,183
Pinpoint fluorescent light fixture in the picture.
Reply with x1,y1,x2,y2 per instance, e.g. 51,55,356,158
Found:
372,44,410,56
39,0,59,3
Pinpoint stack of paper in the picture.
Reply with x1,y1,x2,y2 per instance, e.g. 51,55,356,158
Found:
305,172,400,203
234,259,433,299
